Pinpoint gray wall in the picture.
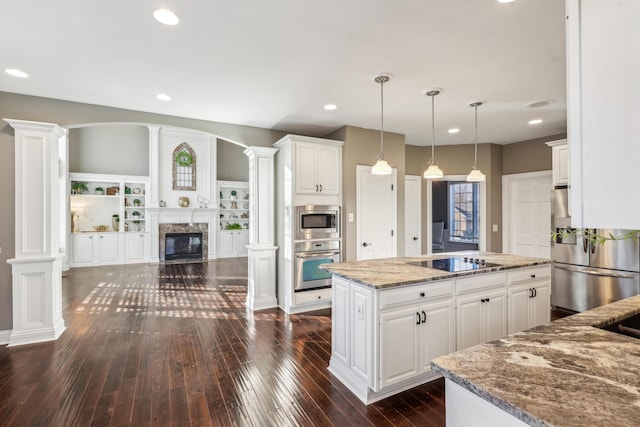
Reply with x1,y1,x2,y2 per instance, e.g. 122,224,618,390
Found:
502,133,565,175
69,125,149,175
217,140,249,182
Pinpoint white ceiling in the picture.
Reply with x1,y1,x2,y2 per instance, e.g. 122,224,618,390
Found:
0,0,566,146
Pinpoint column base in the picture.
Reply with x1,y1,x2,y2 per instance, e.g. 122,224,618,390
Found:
246,245,278,311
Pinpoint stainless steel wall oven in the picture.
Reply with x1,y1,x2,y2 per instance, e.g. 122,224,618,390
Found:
294,240,340,292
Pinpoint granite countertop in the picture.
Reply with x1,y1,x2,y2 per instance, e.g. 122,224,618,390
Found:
321,251,551,289
432,295,640,427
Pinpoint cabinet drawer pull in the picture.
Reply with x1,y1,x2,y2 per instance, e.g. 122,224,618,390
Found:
529,288,533,298
319,184,323,192
531,274,536,278
532,288,537,298
421,310,426,324
416,312,421,325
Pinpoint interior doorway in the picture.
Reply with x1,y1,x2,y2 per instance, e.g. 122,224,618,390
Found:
426,175,486,254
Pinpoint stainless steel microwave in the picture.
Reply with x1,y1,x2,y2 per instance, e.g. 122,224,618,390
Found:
295,205,340,240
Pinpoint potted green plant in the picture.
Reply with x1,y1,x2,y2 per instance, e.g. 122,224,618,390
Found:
225,223,242,230
111,214,119,232
230,190,237,200
71,181,88,194
95,187,104,195
133,198,141,207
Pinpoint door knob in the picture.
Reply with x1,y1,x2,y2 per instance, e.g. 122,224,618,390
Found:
362,242,372,247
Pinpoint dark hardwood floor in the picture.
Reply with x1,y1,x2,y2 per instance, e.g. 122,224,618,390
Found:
0,259,446,426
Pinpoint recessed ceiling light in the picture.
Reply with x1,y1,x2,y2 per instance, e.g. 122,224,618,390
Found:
528,119,543,125
324,104,337,111
5,68,29,78
155,93,171,101
448,128,460,134
497,0,515,3
153,9,179,26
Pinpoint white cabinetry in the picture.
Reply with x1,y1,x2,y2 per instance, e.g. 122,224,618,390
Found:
546,139,568,188
456,273,507,350
69,173,150,267
507,266,551,334
566,0,640,228
294,141,341,195
379,291,454,389
273,135,344,314
329,264,551,404
217,230,249,258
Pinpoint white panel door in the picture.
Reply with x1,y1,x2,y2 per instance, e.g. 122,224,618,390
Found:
404,175,421,257
504,172,552,258
356,165,397,260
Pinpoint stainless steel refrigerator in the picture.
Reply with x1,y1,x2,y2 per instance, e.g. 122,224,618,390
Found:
551,188,640,313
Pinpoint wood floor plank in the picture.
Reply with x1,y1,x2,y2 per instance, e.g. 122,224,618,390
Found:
0,259,446,427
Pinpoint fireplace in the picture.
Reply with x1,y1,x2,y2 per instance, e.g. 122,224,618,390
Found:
165,232,203,261
158,223,208,262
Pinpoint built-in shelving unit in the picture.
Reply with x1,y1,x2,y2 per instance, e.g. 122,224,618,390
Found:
217,180,249,258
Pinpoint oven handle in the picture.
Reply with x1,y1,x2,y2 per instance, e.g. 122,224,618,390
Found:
295,251,341,259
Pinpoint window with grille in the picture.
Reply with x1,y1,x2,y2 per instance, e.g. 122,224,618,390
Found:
448,181,479,242
172,143,197,191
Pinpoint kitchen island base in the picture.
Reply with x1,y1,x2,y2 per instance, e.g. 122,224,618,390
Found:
445,380,529,427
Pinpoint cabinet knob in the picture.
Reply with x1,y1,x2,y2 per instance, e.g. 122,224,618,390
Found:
531,274,536,278
419,292,425,298
362,242,372,247
413,237,419,241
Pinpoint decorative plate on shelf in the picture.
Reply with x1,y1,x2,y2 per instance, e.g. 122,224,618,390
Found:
133,187,142,194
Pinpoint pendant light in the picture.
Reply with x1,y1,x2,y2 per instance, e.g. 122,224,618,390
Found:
466,101,486,182
423,89,444,179
371,74,392,175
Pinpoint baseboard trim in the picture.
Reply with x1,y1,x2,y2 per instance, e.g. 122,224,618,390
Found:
8,320,66,347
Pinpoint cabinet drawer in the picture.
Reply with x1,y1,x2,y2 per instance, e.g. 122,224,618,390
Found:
456,272,506,295
507,265,551,286
295,288,332,305
380,280,453,310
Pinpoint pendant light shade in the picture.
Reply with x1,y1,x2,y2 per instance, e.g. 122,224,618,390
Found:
372,74,393,175
466,101,486,182
424,89,444,179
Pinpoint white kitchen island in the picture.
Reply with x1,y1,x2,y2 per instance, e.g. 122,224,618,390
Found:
321,251,551,404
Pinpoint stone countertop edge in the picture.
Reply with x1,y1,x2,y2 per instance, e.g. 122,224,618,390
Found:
320,251,552,289
430,294,640,427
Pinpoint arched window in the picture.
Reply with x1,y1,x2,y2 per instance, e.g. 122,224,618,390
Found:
172,142,196,190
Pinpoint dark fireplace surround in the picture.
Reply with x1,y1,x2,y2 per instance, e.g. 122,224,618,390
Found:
159,223,208,262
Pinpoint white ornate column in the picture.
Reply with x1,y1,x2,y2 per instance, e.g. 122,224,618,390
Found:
5,119,67,346
244,146,278,310
147,125,160,208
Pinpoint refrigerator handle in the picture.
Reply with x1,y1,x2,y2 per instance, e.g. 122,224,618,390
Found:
582,229,589,253
590,229,597,254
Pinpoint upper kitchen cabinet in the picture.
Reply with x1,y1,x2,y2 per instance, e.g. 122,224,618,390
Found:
566,0,640,228
546,139,568,188
273,135,344,206
294,141,341,195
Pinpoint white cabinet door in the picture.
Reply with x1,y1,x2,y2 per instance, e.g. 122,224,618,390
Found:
420,299,455,373
294,142,320,194
97,233,120,263
379,306,420,388
456,295,483,350
316,144,341,195
236,230,249,257
483,290,508,343
457,289,507,350
73,234,95,265
508,284,531,335
553,143,569,187
529,282,551,329
125,233,146,262
217,231,235,258
567,0,640,228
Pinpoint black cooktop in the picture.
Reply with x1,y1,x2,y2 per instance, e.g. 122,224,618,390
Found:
409,257,500,273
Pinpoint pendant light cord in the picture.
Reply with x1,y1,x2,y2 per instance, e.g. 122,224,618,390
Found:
473,103,478,168
379,78,384,156
431,94,435,161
